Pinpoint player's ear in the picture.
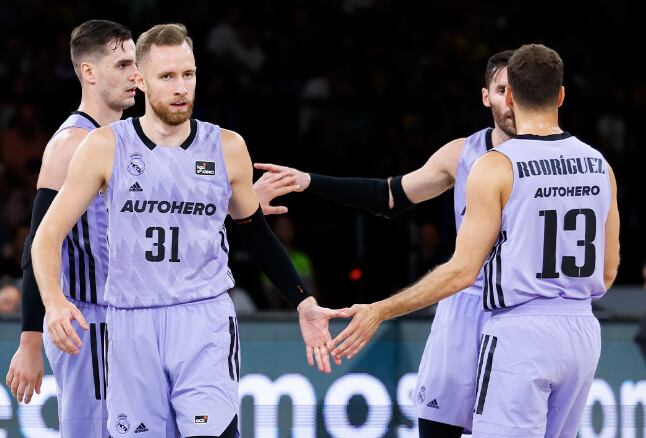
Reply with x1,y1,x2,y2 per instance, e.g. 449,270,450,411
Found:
557,86,565,108
504,86,514,109
482,87,491,108
134,68,146,93
80,62,96,85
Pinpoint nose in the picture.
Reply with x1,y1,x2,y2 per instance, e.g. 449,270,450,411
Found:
175,78,187,95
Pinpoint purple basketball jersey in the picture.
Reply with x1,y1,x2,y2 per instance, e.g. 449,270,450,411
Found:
486,133,611,310
55,111,110,306
105,118,235,308
453,128,493,296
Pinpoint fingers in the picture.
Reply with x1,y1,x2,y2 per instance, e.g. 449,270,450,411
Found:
9,372,19,398
334,332,361,358
313,346,324,372
73,307,89,331
306,345,314,367
16,380,27,403
35,372,42,394
273,183,301,197
62,319,83,349
346,340,368,359
332,319,359,347
51,325,78,355
264,205,289,215
254,162,284,173
23,383,35,404
320,346,331,374
5,368,14,387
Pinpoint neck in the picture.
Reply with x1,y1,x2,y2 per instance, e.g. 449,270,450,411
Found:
78,90,123,127
490,126,513,148
514,106,562,136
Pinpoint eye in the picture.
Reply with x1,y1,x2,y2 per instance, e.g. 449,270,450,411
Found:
183,72,194,78
161,74,171,80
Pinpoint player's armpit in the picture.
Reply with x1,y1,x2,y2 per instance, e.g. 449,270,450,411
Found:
603,164,620,289
400,137,465,205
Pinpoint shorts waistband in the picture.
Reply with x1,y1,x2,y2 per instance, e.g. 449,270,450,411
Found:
66,296,108,310
491,297,593,317
107,291,231,310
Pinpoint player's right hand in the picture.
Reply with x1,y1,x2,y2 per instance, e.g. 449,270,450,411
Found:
253,163,310,214
6,332,44,404
45,296,89,355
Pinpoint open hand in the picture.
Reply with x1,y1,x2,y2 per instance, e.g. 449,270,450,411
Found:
297,297,347,373
45,297,88,355
331,304,383,359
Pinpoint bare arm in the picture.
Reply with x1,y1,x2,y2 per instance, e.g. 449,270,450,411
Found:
253,137,465,214
604,165,620,289
32,127,114,354
331,152,511,358
37,128,90,190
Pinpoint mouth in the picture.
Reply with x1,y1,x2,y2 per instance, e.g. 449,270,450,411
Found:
170,102,188,109
126,87,137,96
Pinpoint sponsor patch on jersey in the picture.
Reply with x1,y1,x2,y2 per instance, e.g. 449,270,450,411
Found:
195,161,216,175
194,415,209,424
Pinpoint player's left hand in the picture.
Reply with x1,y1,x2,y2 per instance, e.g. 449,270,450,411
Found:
297,297,347,374
331,304,382,359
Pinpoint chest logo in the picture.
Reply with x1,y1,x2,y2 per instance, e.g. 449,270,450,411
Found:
127,153,145,176
195,161,216,176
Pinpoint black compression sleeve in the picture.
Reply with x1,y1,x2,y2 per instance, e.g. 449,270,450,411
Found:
234,206,311,308
21,188,58,332
386,175,414,218
306,173,390,215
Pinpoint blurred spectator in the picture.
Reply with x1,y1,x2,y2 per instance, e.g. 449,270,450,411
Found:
0,221,29,278
0,280,20,315
413,222,446,279
262,215,317,308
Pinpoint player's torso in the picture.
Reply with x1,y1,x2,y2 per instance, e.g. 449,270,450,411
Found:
453,127,493,296
486,133,610,310
105,117,234,308
55,112,110,306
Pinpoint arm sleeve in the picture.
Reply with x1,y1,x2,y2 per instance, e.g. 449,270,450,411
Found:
234,206,310,308
20,188,58,332
306,173,414,218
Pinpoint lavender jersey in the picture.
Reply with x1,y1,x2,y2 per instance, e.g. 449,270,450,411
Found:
55,111,110,306
105,118,234,308
453,128,493,296
485,133,610,310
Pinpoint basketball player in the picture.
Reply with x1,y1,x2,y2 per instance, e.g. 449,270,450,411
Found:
5,20,137,437
255,50,515,436
331,44,620,437
31,24,342,437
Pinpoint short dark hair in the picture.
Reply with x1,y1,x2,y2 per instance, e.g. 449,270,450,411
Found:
70,20,132,76
484,50,514,88
136,23,193,64
507,44,563,109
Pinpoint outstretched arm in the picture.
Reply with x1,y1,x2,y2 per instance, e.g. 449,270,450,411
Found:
331,151,511,359
222,129,345,373
604,165,620,289
254,137,465,216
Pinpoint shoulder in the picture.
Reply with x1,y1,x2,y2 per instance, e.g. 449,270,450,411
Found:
44,127,90,155
469,151,513,185
220,128,249,159
80,126,116,151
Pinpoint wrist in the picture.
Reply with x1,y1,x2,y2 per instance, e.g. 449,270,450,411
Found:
43,292,67,310
297,296,317,313
303,172,312,190
372,300,388,322
19,331,43,349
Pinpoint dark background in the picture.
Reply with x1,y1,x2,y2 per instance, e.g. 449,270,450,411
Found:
0,0,643,310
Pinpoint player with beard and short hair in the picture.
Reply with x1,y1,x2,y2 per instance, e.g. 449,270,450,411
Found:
31,23,343,437
254,50,515,437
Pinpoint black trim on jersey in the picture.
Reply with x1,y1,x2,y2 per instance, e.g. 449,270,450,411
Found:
514,132,572,141
475,334,489,405
100,322,107,398
65,236,76,299
228,317,236,380
104,326,109,389
71,111,101,129
234,318,240,381
475,335,498,414
71,224,87,301
483,232,508,310
81,213,98,304
90,323,102,400
495,231,507,308
133,117,198,151
485,128,494,151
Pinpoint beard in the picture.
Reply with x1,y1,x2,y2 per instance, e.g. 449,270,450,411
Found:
150,97,194,126
491,105,517,137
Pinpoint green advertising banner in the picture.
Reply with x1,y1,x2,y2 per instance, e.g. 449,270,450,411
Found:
0,317,644,437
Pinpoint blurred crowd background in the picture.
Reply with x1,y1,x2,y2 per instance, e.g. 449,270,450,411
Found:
0,0,643,315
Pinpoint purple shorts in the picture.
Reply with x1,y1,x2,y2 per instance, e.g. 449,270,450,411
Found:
106,294,239,437
43,297,109,438
472,298,601,437
415,291,490,432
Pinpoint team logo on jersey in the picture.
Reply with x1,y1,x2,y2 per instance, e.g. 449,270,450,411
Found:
427,399,440,409
195,161,216,175
129,182,143,192
128,153,146,176
195,415,209,424
417,386,426,404
116,413,130,434
134,422,149,433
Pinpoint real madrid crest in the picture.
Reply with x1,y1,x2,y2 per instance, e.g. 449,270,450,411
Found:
127,152,145,176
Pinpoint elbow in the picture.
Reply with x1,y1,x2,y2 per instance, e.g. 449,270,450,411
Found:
604,268,618,290
450,262,478,292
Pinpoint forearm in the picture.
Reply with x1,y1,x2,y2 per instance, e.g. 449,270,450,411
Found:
32,231,66,309
374,260,474,320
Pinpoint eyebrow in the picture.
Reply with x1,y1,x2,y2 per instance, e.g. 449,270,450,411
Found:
115,59,134,64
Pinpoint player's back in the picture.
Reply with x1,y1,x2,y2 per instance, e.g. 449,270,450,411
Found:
489,132,610,310
51,111,110,306
104,117,235,308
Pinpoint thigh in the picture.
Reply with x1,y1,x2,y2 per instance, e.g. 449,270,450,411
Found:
106,307,173,437
44,303,109,438
165,296,239,437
